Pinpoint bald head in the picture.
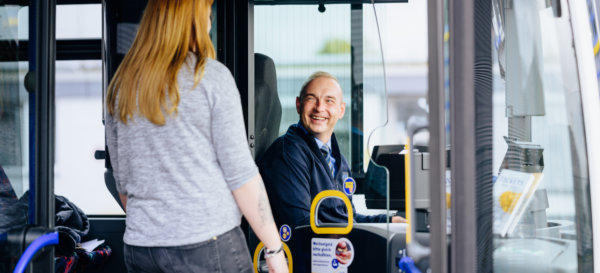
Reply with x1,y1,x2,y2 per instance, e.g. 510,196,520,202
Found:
299,71,343,103
296,72,346,144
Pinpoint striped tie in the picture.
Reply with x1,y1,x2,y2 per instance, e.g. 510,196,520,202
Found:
320,145,335,178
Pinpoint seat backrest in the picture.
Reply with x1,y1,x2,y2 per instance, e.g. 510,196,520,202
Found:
254,53,282,161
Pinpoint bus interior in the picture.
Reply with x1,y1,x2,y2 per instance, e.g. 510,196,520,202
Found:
1,0,600,272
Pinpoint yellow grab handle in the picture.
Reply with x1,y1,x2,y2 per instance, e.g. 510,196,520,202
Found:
310,190,354,234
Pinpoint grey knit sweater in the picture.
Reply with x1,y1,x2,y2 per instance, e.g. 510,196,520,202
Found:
105,54,257,247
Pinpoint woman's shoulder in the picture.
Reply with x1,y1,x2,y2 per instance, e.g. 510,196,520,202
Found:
203,58,230,75
184,53,229,76
183,53,231,78
198,59,237,93
180,54,236,94
189,58,230,82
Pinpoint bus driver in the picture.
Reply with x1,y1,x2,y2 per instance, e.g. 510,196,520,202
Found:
257,71,406,233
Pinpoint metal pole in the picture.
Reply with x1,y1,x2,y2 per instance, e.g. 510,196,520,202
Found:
449,0,477,271
33,0,56,270
472,0,494,270
35,0,55,230
427,0,448,271
449,0,494,271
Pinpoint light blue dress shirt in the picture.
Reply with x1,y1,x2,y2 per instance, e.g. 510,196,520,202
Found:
297,121,338,177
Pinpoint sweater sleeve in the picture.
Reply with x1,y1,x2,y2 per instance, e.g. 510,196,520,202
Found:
353,208,389,223
209,65,258,191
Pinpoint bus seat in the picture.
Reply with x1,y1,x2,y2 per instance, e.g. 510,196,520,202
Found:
254,53,282,161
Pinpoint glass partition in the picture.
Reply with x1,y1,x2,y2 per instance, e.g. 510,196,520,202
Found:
489,0,593,271
361,3,391,222
0,4,30,271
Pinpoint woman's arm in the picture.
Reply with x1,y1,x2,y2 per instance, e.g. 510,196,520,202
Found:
207,66,287,272
232,173,279,250
232,173,287,273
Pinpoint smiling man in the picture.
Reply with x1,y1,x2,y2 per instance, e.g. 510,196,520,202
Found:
257,72,405,233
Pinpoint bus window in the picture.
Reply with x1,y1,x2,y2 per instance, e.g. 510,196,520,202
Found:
56,5,102,39
254,4,354,162
54,60,123,215
17,5,102,40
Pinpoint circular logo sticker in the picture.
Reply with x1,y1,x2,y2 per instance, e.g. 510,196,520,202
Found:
279,225,291,242
343,177,356,196
332,258,339,269
333,238,354,267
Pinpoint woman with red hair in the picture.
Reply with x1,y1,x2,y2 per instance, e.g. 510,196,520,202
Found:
105,1,287,272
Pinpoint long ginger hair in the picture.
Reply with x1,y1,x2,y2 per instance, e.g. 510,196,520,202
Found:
107,0,215,125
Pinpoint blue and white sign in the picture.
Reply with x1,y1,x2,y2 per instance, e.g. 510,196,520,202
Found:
311,238,354,273
279,224,292,242
343,177,356,196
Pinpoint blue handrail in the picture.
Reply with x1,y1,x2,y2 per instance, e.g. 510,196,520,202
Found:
399,256,422,273
13,232,59,273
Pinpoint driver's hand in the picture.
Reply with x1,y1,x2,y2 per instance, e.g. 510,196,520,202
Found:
392,216,407,223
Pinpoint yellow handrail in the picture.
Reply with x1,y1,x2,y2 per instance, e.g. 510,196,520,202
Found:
310,190,354,234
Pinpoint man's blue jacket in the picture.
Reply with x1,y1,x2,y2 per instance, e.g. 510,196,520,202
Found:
257,124,387,232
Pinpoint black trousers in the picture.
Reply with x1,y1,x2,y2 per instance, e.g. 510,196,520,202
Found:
124,226,253,273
